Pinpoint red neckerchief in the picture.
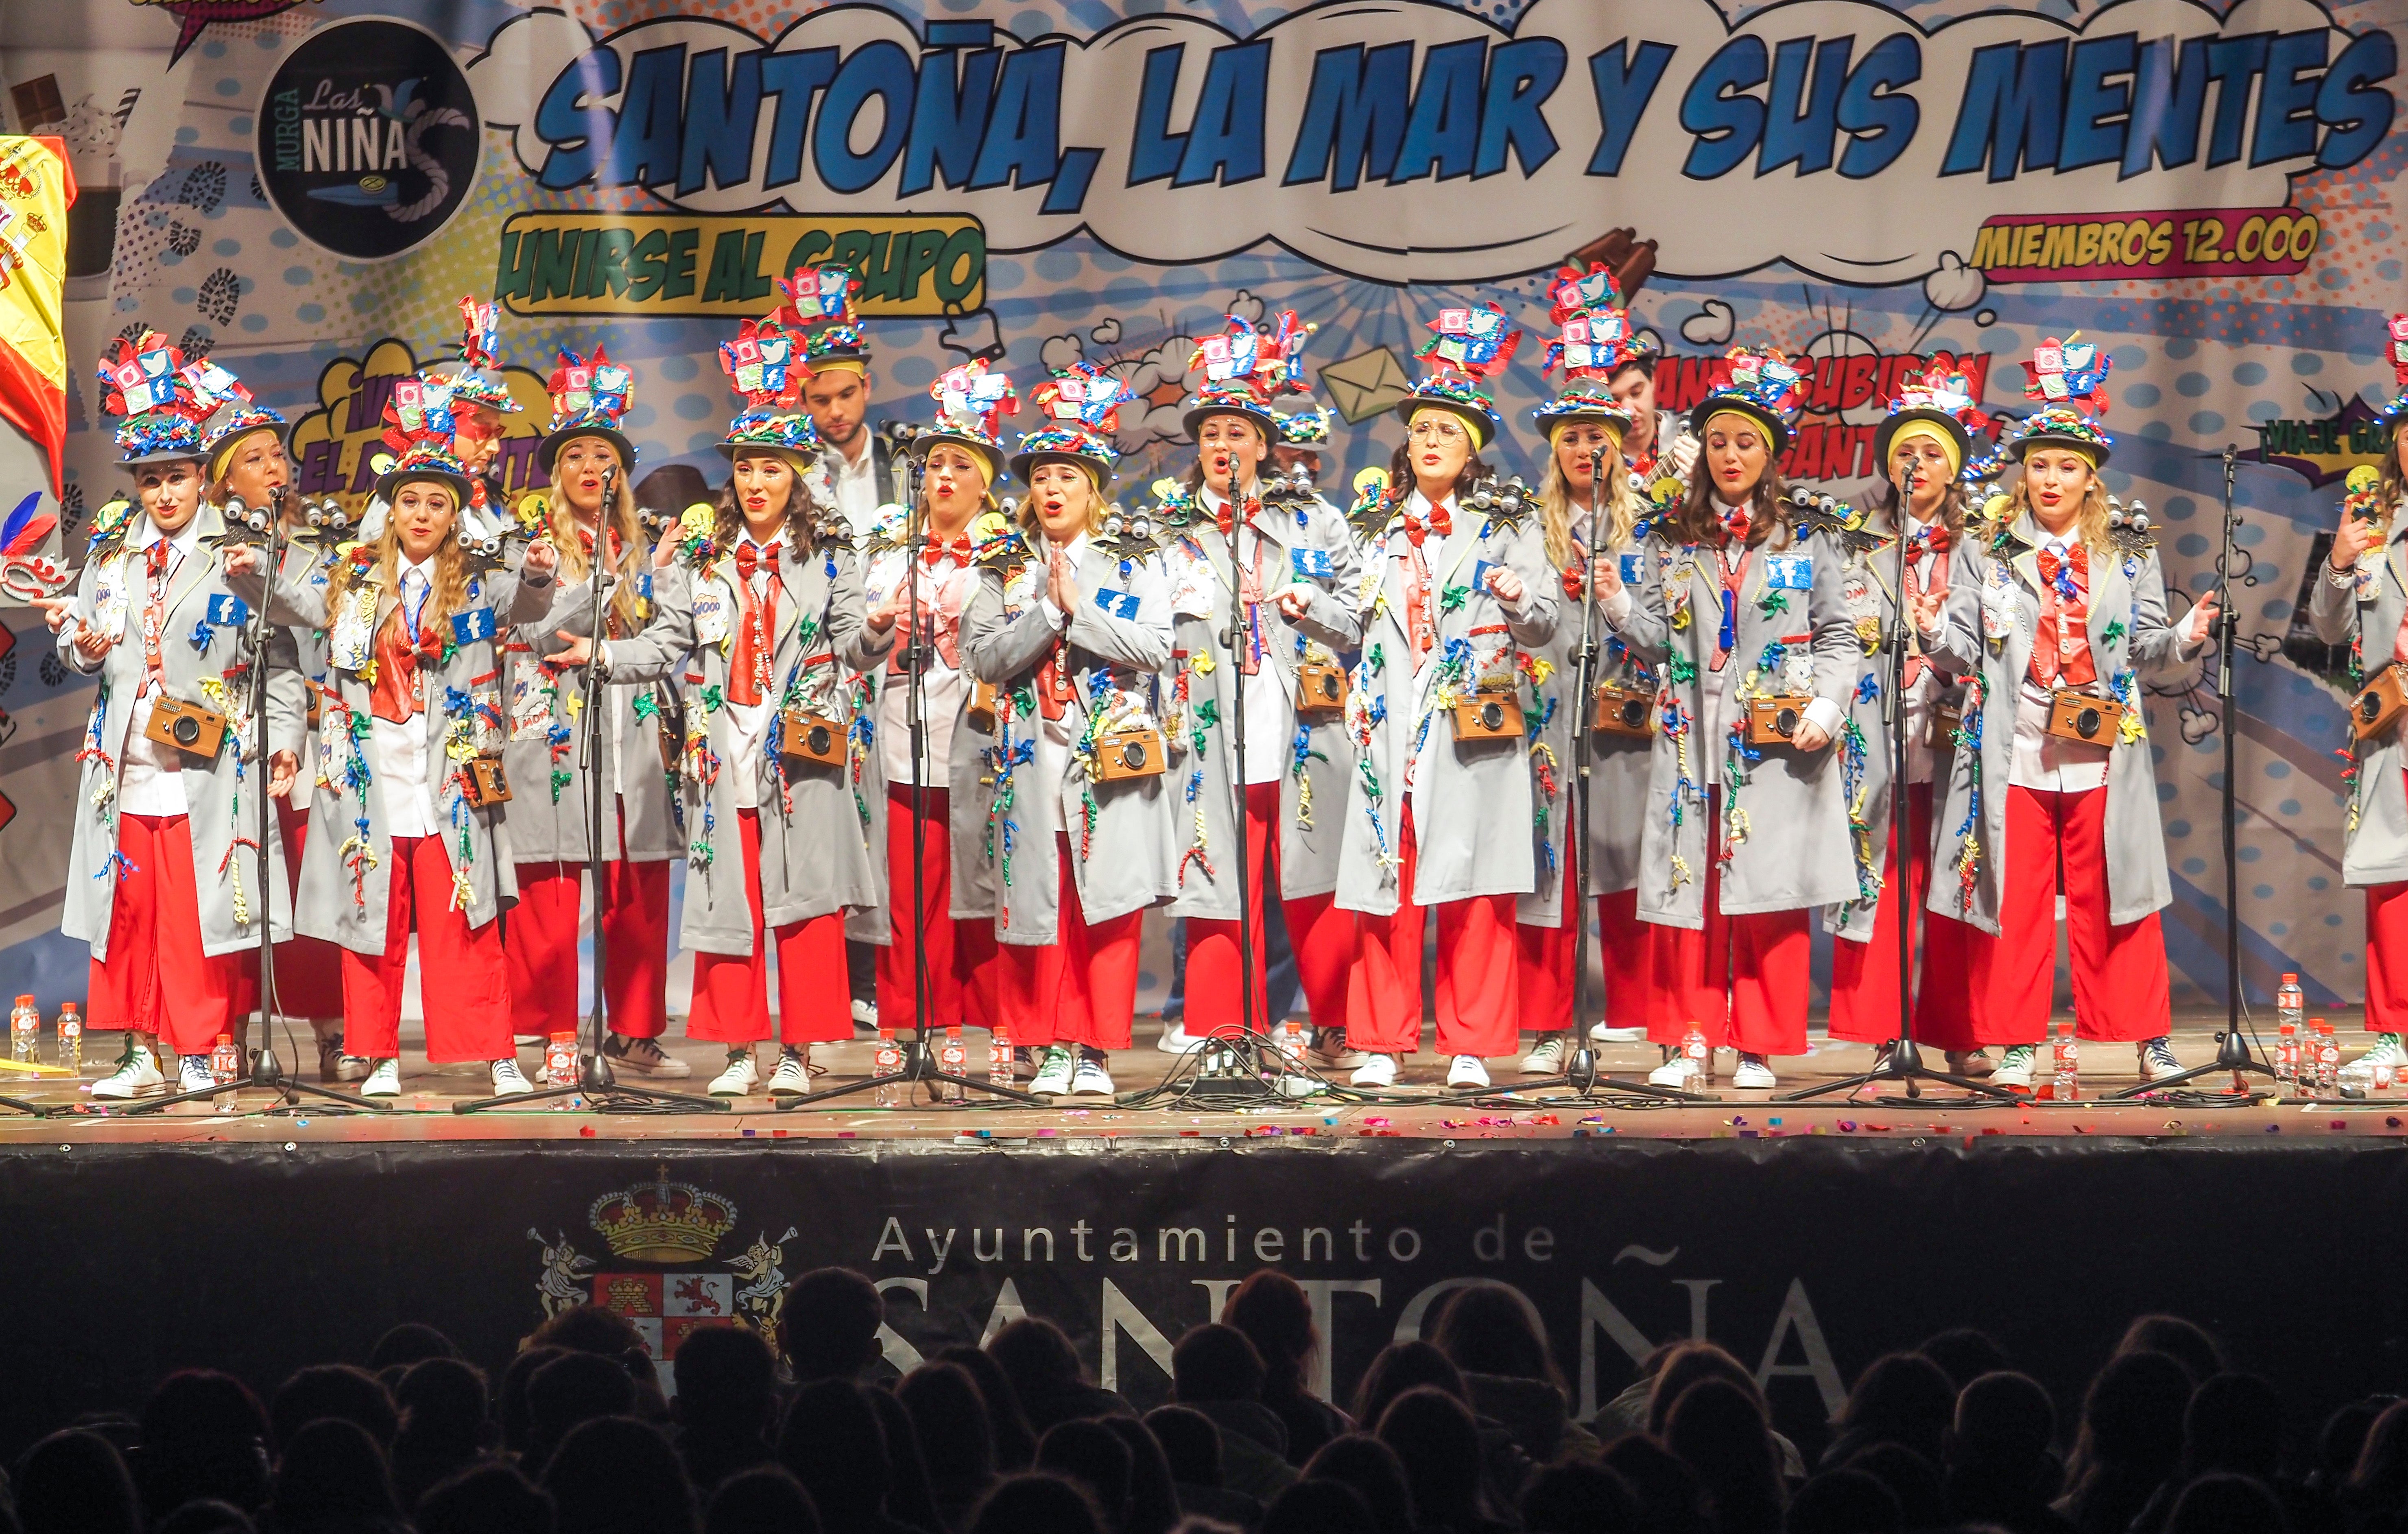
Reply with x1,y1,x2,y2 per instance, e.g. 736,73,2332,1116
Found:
140,537,172,695
370,614,441,723
1902,519,1950,688
2031,542,2096,688
727,540,781,707
1401,503,1452,666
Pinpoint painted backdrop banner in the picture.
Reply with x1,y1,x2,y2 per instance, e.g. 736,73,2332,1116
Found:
3,0,2403,1008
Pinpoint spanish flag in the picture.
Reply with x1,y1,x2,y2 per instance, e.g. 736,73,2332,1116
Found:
0,138,73,498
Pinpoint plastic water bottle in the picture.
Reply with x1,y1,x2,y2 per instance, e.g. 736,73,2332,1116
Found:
2276,973,2305,1039
2275,1023,2298,1092
9,995,38,1065
1278,1018,1307,1066
1680,1023,1712,1085
939,1026,967,1102
873,1028,903,1106
987,1024,1014,1088
2051,1019,2079,1101
209,1032,241,1111
55,1002,81,1073
2315,1021,2341,1096
545,1032,578,1087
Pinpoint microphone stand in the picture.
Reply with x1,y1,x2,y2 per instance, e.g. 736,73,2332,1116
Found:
1785,464,2014,1104
132,483,379,1114
1501,448,1707,1106
460,463,723,1113
2111,442,2277,1098
782,426,1040,1109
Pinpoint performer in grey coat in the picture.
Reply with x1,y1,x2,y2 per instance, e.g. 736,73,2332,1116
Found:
281,433,561,1099
61,332,293,1099
961,408,1179,1099
1334,312,1558,1090
1821,364,1993,1074
652,341,894,1099
500,343,697,1079
2312,332,2408,1074
1161,314,1362,1056
1914,339,2214,1090
852,361,1021,1040
1620,350,1858,1091
1515,267,1662,1074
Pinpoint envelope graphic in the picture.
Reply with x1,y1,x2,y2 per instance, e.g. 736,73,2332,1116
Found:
1319,346,1413,425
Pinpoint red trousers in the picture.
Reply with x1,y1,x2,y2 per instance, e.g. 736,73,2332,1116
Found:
1825,783,1976,1049
688,809,851,1047
506,804,672,1040
2365,883,2408,1033
1351,805,1521,1058
341,835,513,1061
1514,830,1651,1036
879,786,1000,1034
1186,781,1358,1037
992,835,1142,1051
87,813,240,1054
1643,793,1812,1056
269,797,345,1020
1965,785,2170,1045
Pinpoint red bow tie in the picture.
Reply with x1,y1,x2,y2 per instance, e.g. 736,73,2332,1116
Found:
922,536,971,568
2037,542,2088,597
733,541,782,582
1718,505,1752,544
1404,505,1453,548
1908,524,1952,556
145,540,171,577
1214,498,1261,538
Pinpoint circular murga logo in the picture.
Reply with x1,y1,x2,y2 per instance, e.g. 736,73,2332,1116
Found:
255,18,478,261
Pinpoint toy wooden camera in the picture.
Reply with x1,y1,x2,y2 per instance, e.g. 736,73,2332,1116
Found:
781,709,847,768
144,696,226,760
2045,689,2127,745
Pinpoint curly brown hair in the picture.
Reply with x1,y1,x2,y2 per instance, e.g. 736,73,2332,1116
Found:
1664,458,1795,551
711,450,834,553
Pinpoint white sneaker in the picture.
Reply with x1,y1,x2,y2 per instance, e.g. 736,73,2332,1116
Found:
1310,1027,1369,1069
1447,1055,1491,1089
178,1054,215,1093
1349,1053,1399,1088
851,999,878,1028
1155,1021,1201,1055
1030,1045,1077,1095
488,1059,533,1097
1731,1053,1777,1089
2137,1036,2181,1081
1588,1022,1649,1042
1993,1042,2038,1090
602,1034,691,1079
707,1051,760,1097
1518,1036,1566,1075
2358,1033,2408,1069
1647,1055,1698,1088
90,1040,166,1100
362,1058,403,1098
766,1047,813,1096
1070,1055,1116,1097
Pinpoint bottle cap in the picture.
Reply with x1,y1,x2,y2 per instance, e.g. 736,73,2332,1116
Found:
13,994,31,1009
549,1031,575,1042
2282,972,2298,984
216,1032,233,1044
2280,1021,2295,1032
59,1001,76,1014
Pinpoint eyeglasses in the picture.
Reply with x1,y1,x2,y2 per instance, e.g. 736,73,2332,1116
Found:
1408,420,1467,443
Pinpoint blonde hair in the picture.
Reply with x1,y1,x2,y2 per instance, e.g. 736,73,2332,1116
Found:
2005,472,2113,554
546,441,647,634
1016,458,1107,538
1539,440,1639,569
328,479,474,640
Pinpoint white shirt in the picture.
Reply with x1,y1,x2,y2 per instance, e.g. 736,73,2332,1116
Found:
1899,513,1947,786
2008,531,2112,794
722,535,782,811
871,545,973,790
373,557,438,838
827,432,881,544
116,514,207,818
1199,486,1295,785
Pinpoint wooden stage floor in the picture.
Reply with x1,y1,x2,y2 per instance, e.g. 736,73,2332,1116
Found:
4,1011,2403,1145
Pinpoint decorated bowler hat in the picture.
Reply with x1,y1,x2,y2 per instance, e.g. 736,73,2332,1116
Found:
916,358,1018,482
98,332,213,466
538,345,637,474
1686,346,1807,455
715,316,819,463
1182,310,1315,439
1397,302,1521,449
2009,337,2112,465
